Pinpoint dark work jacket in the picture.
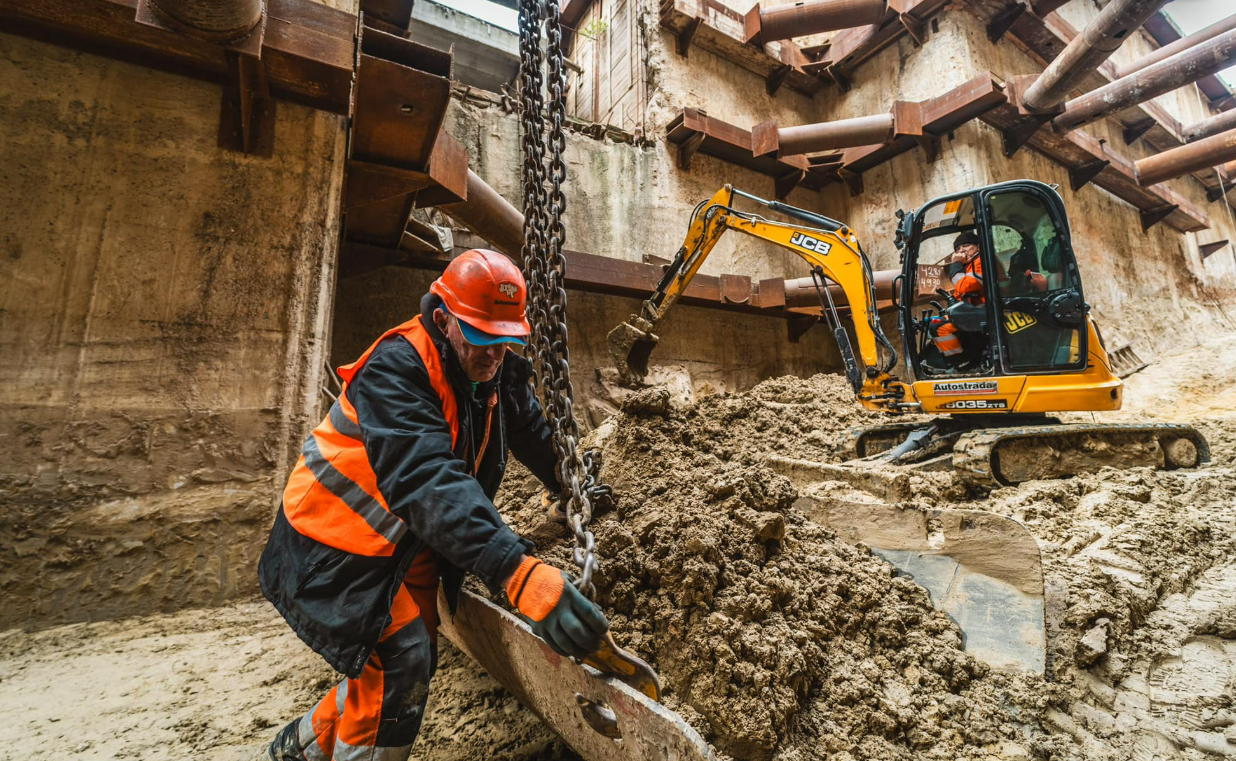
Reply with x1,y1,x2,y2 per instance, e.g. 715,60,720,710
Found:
258,293,559,678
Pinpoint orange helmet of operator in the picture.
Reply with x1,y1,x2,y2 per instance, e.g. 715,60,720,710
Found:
430,249,531,345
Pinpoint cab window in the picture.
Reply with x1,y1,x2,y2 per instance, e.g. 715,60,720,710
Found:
985,189,1086,372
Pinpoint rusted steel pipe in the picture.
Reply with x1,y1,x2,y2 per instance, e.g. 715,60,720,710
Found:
148,0,263,40
1022,0,1166,112
1053,26,1236,132
1113,12,1236,79
1134,127,1236,186
752,113,895,157
744,0,887,47
784,268,898,308
1183,107,1236,143
442,170,527,262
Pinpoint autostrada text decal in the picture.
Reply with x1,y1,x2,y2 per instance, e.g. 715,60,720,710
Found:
933,380,998,396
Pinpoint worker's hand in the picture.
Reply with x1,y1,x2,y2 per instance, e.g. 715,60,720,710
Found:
506,556,609,659
1025,270,1048,291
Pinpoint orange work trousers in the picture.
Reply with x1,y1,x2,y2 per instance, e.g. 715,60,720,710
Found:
289,550,440,761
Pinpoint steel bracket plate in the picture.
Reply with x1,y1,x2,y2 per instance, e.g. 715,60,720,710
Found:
438,589,715,761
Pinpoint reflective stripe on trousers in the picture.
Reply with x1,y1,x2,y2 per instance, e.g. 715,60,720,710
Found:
290,551,440,761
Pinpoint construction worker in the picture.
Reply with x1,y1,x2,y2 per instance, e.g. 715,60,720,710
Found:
944,231,993,304
257,249,609,761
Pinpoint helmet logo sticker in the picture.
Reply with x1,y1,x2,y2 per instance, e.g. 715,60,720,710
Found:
498,282,519,298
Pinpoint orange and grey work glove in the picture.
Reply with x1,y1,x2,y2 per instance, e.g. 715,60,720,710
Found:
506,556,609,659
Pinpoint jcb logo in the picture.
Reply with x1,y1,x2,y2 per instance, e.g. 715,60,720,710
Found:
1004,311,1037,334
789,231,832,256
498,282,519,298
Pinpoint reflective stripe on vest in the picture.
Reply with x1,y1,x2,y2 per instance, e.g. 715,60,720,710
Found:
282,315,460,556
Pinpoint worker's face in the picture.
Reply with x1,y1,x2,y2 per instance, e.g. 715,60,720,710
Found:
953,243,979,262
434,310,508,383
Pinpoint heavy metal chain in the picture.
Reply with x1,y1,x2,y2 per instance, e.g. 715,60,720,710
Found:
517,0,612,600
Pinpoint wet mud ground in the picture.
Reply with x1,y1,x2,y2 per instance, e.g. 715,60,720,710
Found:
2,334,1235,760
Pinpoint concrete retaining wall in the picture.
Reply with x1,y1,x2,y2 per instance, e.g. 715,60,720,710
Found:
0,33,347,628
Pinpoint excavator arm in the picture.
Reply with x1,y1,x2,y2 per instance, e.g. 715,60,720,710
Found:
608,185,909,410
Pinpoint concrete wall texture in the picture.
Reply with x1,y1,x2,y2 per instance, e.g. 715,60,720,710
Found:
419,0,1236,369
0,33,347,628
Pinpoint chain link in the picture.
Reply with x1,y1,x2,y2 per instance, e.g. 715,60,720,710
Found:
518,0,612,601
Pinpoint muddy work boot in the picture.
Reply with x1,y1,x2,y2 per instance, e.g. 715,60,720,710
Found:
261,719,310,761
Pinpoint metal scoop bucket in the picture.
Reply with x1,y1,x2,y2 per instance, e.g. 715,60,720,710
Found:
606,317,659,384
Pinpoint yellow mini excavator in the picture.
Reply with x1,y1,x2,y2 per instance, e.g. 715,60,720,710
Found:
604,181,1210,679
609,181,1209,488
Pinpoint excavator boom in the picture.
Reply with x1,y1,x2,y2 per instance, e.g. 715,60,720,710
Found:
608,186,907,409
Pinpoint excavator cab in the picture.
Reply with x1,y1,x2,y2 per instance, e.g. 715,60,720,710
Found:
898,180,1090,386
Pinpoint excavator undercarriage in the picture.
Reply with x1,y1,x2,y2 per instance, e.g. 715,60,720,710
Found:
846,416,1210,489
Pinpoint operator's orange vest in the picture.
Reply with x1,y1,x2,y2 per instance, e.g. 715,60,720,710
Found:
281,316,459,557
952,256,985,304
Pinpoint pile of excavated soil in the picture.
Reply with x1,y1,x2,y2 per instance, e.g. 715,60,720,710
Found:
499,333,1236,759
498,378,1082,761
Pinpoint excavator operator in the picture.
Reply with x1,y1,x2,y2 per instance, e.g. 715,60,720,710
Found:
927,231,999,368
928,231,1050,369
944,231,993,304
256,249,609,761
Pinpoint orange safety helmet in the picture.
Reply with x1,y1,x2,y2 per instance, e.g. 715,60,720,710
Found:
430,249,531,342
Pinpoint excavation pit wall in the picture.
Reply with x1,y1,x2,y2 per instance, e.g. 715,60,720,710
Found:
446,0,1236,361
0,33,347,629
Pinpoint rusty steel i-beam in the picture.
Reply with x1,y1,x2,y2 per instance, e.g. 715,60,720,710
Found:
1021,0,1166,112
1113,12,1236,79
1183,107,1236,143
1134,127,1236,187
743,0,887,47
1053,26,1236,132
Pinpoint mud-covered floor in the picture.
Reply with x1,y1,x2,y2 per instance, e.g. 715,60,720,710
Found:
2,335,1235,760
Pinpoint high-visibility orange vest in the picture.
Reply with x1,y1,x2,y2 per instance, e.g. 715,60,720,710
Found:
281,316,459,557
952,256,985,304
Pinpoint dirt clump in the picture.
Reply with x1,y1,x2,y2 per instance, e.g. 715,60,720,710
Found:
500,377,1074,761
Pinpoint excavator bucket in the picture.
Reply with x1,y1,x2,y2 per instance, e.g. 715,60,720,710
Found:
606,318,659,383
438,589,715,761
795,495,1046,673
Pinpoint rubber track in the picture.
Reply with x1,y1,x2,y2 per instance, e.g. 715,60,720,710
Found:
952,422,1212,490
